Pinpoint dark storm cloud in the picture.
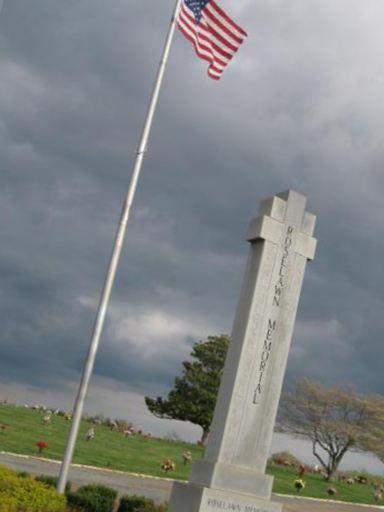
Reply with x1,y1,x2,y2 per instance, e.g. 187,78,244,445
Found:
1,0,384,421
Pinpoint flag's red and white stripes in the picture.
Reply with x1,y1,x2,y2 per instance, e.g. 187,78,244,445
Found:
176,0,247,80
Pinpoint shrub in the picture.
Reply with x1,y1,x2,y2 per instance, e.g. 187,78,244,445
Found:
118,495,153,512
11,478,66,512
0,492,17,512
137,503,168,512
68,484,118,512
16,472,29,479
117,496,168,512
0,465,67,512
0,466,15,481
35,474,72,494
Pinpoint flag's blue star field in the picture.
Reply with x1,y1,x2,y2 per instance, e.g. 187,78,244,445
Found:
184,0,210,23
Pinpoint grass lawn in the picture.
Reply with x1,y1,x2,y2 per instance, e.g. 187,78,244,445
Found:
268,464,382,506
0,403,202,480
0,404,382,506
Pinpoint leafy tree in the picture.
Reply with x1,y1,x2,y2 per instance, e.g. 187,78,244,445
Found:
145,335,229,444
278,378,384,480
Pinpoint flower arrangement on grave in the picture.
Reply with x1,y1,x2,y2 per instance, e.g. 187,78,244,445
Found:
293,479,306,493
182,451,192,465
42,413,52,425
36,440,48,454
86,427,95,441
162,458,175,474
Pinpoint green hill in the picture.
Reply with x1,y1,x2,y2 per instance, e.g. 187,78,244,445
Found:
0,403,201,479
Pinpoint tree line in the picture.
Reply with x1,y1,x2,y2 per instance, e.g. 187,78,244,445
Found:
145,334,384,480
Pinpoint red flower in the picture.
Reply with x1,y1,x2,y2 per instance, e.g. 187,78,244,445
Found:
36,441,48,454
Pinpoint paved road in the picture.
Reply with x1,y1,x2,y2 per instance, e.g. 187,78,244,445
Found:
0,452,380,511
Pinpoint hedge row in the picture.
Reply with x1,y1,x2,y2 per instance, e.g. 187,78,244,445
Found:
118,495,157,512
0,466,168,512
0,466,67,512
118,495,167,512
67,484,118,512
67,487,168,512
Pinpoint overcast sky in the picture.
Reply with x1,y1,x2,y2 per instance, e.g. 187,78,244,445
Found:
1,1,384,469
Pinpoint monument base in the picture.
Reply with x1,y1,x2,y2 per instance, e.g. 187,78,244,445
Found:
189,460,273,498
168,482,282,512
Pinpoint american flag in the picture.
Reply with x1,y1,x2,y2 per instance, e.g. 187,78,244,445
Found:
176,0,247,80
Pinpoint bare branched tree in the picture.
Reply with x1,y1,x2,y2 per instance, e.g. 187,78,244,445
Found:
278,379,384,480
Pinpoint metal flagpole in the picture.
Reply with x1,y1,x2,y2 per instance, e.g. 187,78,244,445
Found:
57,0,182,494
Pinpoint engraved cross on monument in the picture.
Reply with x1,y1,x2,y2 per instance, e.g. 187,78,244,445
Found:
169,190,317,512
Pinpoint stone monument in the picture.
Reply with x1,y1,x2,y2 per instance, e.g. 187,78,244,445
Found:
168,190,317,512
